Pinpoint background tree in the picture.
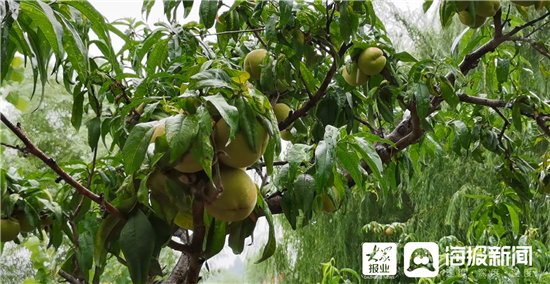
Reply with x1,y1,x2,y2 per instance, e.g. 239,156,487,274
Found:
1,0,549,283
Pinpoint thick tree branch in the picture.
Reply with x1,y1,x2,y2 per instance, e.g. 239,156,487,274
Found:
0,112,123,219
458,94,508,108
165,231,192,284
184,200,207,284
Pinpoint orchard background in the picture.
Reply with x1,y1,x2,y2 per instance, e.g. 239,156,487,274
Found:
1,0,549,283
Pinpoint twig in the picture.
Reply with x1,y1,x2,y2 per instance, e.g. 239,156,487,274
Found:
246,20,267,49
206,28,265,36
0,112,123,219
278,42,352,130
58,270,82,284
353,115,378,134
0,142,28,154
167,239,193,255
492,107,510,145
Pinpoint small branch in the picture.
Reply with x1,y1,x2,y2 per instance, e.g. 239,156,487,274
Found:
246,20,267,49
535,115,550,137
458,94,508,108
524,19,549,38
205,28,264,36
353,115,379,135
493,9,504,38
58,270,83,284
167,239,193,255
504,11,550,38
249,160,289,170
0,142,28,154
278,42,352,130
458,94,549,137
492,107,510,144
0,113,123,219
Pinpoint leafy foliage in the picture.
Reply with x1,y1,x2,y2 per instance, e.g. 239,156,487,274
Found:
1,0,549,282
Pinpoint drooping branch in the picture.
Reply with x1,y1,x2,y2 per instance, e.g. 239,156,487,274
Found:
0,112,123,219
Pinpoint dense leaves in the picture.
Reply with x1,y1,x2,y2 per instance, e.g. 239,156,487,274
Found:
1,0,549,283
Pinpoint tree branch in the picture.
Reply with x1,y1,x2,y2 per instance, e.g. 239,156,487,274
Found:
278,42,352,130
184,199,206,284
58,270,83,284
206,28,265,36
167,239,193,255
0,112,123,219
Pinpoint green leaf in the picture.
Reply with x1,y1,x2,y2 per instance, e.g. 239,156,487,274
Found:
293,174,315,217
496,58,510,84
279,0,293,28
199,0,218,29
190,69,233,89
120,210,156,284
352,137,383,178
423,0,434,13
255,191,276,263
94,214,123,281
438,0,456,27
75,230,94,281
204,220,227,259
182,0,194,18
438,76,459,109
414,82,431,120
61,19,88,80
165,114,199,163
86,117,101,151
228,219,256,255
134,30,165,69
191,107,214,179
71,84,84,130
339,2,358,41
394,51,418,63
146,39,169,74
236,96,260,155
315,126,339,190
286,143,313,181
299,62,317,95
141,0,156,19
66,1,120,74
337,142,363,188
123,122,156,174
20,1,64,58
505,204,520,236
512,101,522,132
205,94,239,141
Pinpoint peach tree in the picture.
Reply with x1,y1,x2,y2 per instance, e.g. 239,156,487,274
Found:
1,0,549,283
